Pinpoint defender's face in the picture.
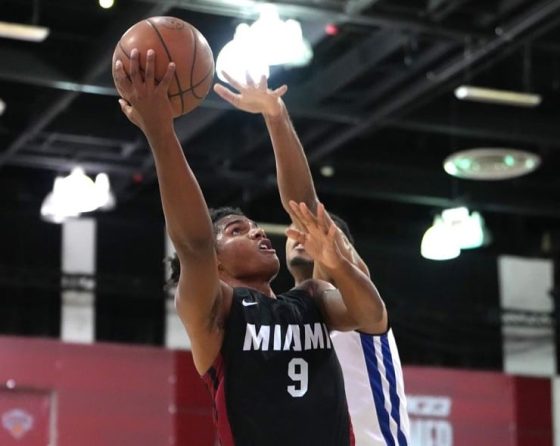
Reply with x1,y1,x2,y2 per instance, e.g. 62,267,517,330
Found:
215,215,280,279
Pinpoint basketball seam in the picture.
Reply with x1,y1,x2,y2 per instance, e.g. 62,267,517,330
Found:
168,65,213,98
118,41,131,59
117,42,133,83
146,18,185,114
189,27,199,99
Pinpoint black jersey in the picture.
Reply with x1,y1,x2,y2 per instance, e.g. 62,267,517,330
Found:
203,287,354,446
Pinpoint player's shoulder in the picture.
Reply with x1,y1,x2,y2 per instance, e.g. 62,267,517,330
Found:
291,279,338,299
294,278,337,299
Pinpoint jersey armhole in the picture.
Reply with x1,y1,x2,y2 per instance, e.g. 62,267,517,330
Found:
355,318,391,337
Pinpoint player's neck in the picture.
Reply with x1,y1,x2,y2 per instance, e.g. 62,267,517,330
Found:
227,277,276,298
291,270,313,287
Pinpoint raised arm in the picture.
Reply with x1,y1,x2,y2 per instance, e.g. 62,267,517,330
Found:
214,75,370,271
115,49,230,374
287,202,387,334
214,73,318,213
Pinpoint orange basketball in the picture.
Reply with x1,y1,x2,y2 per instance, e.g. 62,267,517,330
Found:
112,16,214,117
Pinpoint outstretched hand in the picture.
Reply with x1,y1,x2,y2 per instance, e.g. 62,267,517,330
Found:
286,201,344,270
213,71,288,117
114,48,176,136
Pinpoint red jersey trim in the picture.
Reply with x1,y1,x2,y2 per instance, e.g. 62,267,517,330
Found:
203,354,235,446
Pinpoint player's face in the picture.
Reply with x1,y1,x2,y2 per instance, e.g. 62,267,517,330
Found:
215,215,280,280
285,223,314,270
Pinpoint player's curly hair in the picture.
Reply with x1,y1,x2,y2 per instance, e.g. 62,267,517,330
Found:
166,206,245,287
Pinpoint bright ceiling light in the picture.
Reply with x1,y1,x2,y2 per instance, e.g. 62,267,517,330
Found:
250,5,312,67
40,169,116,223
444,148,541,180
320,165,335,177
216,4,312,86
99,0,114,8
41,177,81,223
441,207,488,250
62,167,99,213
421,216,461,261
0,21,49,42
454,85,541,107
216,25,270,85
0,98,5,116
94,173,116,210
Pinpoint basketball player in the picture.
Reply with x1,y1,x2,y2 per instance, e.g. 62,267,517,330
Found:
114,49,387,446
215,73,410,445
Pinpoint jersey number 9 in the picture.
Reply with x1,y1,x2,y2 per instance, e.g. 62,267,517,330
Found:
287,358,308,398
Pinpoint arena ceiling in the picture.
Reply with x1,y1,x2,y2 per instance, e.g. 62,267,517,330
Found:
1,0,560,257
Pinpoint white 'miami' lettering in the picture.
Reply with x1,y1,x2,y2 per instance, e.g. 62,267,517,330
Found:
243,324,270,351
243,323,332,352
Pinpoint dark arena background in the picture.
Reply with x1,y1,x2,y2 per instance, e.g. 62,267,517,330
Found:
0,0,560,445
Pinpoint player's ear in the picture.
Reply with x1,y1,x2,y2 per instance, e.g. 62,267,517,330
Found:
215,254,224,272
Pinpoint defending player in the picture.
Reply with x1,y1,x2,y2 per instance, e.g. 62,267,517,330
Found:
215,73,409,445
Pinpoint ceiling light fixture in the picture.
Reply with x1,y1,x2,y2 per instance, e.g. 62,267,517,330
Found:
320,165,335,177
440,207,489,250
454,85,541,107
99,0,114,9
0,21,50,42
0,98,5,116
444,148,541,180
216,4,313,85
421,216,461,261
40,168,117,223
421,207,490,260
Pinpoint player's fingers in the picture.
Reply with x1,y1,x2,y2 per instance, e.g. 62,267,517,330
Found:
258,74,268,90
129,48,140,81
214,83,241,107
273,85,288,97
288,201,308,228
289,201,309,232
317,203,330,234
286,228,305,243
144,49,155,84
288,210,306,232
114,60,132,90
158,62,176,91
245,71,255,88
118,98,133,117
221,71,244,91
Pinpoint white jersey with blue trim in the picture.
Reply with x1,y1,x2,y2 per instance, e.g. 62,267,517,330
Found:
331,328,409,446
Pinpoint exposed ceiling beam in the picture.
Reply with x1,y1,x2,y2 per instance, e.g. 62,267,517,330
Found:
295,29,408,103
427,0,472,22
0,2,174,170
345,0,383,15
134,0,484,41
225,41,456,204
218,33,448,178
217,158,560,217
357,41,456,106
314,174,560,218
0,53,362,124
8,154,136,176
306,0,560,164
477,0,529,27
391,109,560,147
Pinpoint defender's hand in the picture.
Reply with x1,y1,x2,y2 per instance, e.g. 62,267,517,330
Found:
213,71,287,118
286,201,344,271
